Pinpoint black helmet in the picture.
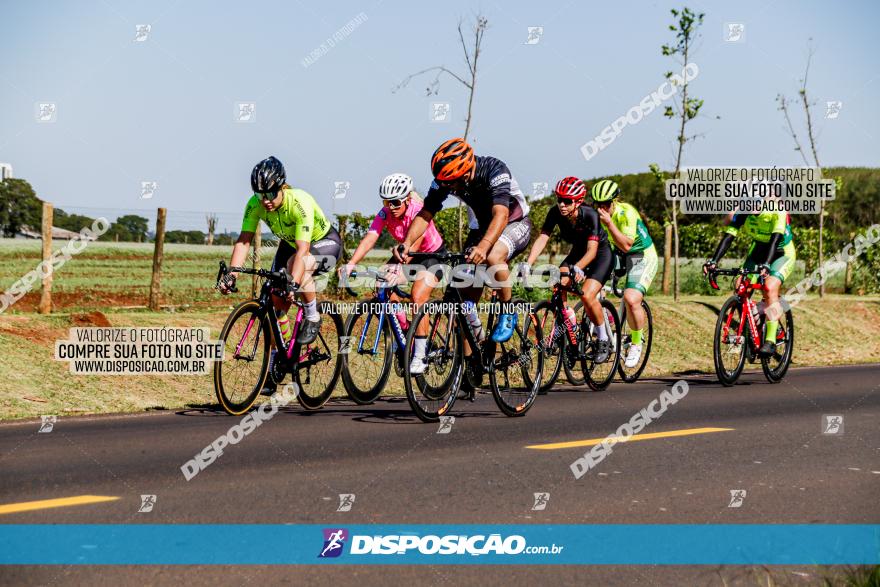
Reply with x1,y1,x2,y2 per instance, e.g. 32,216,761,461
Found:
251,156,286,194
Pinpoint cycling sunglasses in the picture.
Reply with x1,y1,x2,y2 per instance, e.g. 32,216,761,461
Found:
386,198,406,209
258,190,278,202
556,197,580,206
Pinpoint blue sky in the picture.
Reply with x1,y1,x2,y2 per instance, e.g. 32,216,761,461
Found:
1,0,878,231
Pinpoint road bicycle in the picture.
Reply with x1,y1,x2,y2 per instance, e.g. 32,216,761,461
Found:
536,267,621,392
707,267,794,385
401,251,543,422
340,267,412,404
213,261,343,415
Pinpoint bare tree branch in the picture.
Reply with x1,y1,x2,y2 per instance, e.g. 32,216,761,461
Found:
392,65,471,94
776,94,811,166
458,20,473,75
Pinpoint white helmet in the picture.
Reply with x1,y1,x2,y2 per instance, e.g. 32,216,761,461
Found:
379,173,413,200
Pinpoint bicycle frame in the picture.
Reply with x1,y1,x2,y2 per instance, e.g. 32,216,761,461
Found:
721,275,766,351
356,281,409,357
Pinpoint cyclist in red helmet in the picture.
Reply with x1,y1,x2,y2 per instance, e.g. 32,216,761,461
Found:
522,176,615,362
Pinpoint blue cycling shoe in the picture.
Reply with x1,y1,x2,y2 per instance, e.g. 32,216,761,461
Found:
491,312,518,343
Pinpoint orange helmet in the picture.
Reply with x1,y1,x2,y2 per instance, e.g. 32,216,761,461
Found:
431,138,475,181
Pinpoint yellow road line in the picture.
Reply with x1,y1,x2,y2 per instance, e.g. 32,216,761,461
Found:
526,427,734,450
0,495,119,515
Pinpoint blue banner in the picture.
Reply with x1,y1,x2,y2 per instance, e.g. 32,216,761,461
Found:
1,525,877,565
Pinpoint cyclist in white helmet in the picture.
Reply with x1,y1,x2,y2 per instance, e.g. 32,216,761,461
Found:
340,173,447,374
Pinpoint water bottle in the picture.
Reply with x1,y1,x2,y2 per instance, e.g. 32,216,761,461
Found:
463,301,485,342
395,310,409,331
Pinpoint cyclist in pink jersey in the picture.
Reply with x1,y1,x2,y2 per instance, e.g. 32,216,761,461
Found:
340,173,447,374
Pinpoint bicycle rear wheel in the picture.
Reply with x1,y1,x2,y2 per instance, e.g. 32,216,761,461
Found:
618,300,653,383
533,300,563,393
714,296,748,386
341,300,392,404
585,299,621,391
761,305,794,383
403,302,461,422
294,302,343,409
488,300,543,416
214,300,270,415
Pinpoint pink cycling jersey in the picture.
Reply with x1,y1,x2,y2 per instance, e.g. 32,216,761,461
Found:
368,200,443,253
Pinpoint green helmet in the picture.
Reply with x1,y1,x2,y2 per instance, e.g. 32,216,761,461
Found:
590,179,620,202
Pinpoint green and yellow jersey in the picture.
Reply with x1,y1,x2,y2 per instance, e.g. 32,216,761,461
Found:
724,211,793,248
241,187,330,245
604,202,654,253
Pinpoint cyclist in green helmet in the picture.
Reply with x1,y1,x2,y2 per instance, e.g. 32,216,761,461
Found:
703,186,796,357
591,179,659,369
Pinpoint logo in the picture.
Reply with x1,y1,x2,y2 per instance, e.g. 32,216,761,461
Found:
138,494,156,513
490,173,510,188
337,493,355,512
728,489,746,508
134,24,151,42
822,414,844,434
319,528,348,558
140,181,158,200
38,415,56,433
338,336,353,355
333,181,350,199
532,182,549,198
524,26,544,45
430,102,450,123
35,102,57,123
531,492,550,511
825,101,842,119
235,102,256,123
436,416,455,434
724,23,745,43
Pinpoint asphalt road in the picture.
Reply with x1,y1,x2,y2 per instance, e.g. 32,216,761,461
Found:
1,364,878,585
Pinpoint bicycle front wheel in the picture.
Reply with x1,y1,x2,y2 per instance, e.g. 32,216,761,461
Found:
533,300,563,393
761,305,794,383
403,302,461,422
585,299,621,391
214,300,270,415
488,300,543,416
618,300,653,383
294,302,343,410
341,300,392,404
714,296,748,386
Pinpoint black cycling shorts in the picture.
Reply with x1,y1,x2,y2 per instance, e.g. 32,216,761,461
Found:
562,241,613,284
386,245,449,279
271,226,343,276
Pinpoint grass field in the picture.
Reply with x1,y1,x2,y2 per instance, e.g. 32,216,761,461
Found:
0,238,854,313
2,295,878,420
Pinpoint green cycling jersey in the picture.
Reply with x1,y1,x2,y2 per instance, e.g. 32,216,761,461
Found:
724,210,793,249
241,187,330,245
603,201,654,253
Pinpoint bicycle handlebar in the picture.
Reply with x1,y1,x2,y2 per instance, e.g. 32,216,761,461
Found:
706,267,765,291
341,267,411,299
217,261,297,295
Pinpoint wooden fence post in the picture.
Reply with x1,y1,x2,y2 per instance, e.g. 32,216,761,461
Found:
148,208,167,311
252,228,262,297
662,223,672,295
39,202,53,314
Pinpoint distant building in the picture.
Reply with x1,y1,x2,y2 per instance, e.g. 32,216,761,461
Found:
15,225,96,240
0,162,12,180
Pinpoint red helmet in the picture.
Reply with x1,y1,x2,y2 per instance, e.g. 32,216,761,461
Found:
554,176,586,200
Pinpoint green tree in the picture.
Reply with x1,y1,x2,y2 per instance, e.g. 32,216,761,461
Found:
662,6,705,301
115,214,149,241
0,178,42,237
